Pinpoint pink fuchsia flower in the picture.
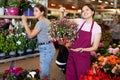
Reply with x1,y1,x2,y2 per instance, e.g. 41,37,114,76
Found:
108,47,113,54
98,42,105,47
108,47,119,54
112,48,119,54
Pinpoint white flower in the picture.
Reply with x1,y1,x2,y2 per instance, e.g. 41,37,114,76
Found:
21,32,26,36
27,74,32,78
16,41,21,45
29,71,36,78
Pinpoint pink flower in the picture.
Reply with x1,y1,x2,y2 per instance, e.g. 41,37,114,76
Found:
98,42,104,47
108,47,119,54
108,47,113,54
112,48,119,54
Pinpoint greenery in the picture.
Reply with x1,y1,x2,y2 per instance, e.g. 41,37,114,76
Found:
6,0,19,7
0,0,5,7
26,38,37,50
8,35,17,52
19,0,33,14
16,33,27,51
0,30,11,53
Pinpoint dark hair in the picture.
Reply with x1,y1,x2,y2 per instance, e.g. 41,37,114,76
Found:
34,4,47,17
81,4,95,17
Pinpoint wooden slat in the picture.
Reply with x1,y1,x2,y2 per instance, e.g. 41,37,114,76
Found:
0,53,39,63
0,15,36,19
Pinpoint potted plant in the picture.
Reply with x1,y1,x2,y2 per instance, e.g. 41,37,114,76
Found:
26,38,37,53
0,33,6,59
19,0,33,16
16,34,27,55
8,35,17,57
0,0,5,15
15,27,27,55
5,0,19,15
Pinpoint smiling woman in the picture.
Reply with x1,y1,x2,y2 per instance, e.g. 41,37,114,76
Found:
65,4,102,80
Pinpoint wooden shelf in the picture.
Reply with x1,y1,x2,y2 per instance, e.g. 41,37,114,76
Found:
0,53,39,63
0,15,35,19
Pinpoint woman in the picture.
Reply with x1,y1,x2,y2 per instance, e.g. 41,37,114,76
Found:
22,4,55,80
110,18,120,45
65,4,102,80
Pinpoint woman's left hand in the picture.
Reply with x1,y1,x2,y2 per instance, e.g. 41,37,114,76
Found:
70,48,83,52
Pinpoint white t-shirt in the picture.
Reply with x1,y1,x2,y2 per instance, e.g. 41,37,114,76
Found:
74,18,101,44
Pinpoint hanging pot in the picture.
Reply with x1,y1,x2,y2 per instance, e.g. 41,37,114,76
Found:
6,7,19,16
9,51,16,57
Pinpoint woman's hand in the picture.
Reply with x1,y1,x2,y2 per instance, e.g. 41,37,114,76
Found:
66,42,72,48
70,48,83,52
21,15,27,23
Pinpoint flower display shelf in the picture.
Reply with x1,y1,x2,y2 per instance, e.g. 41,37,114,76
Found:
0,15,38,63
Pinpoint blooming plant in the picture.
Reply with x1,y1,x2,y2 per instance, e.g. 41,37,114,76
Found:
49,18,78,42
2,67,40,80
89,42,120,79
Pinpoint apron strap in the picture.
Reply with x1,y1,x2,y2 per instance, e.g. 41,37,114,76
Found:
78,20,94,33
90,21,94,32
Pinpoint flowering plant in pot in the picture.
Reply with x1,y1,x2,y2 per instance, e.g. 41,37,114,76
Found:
5,0,19,15
19,0,33,16
15,27,27,55
89,41,120,80
7,34,17,57
0,30,10,54
2,67,40,80
26,37,37,52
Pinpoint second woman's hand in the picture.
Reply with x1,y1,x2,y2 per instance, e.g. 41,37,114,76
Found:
70,48,83,52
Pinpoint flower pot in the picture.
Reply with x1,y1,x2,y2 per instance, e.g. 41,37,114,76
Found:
0,52,5,60
26,49,32,52
17,50,24,56
0,7,4,15
23,8,33,16
6,7,19,16
9,51,16,57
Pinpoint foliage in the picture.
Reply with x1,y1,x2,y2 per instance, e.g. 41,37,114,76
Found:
8,35,17,52
31,0,40,4
5,0,19,7
0,30,11,53
19,0,33,14
16,33,27,51
26,37,37,50
0,0,5,7
2,67,40,80
0,33,5,52
49,18,78,42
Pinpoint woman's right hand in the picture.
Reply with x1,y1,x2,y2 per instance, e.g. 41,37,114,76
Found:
21,15,27,23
